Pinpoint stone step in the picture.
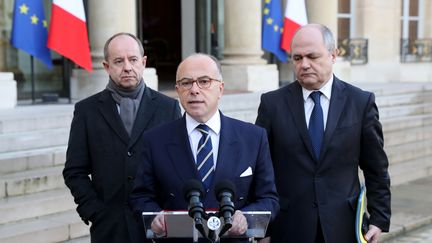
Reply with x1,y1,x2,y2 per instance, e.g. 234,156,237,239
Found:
0,188,75,225
382,114,432,133
0,128,70,153
62,235,90,243
385,139,432,165
376,91,432,108
0,104,73,134
357,82,432,96
389,156,432,186
0,210,88,243
0,146,66,175
384,124,432,147
380,103,432,119
0,166,65,199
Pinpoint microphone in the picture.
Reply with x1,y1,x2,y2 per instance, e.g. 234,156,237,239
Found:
183,179,207,238
215,180,236,237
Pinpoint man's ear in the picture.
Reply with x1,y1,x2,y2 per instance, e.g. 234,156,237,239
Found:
102,61,109,71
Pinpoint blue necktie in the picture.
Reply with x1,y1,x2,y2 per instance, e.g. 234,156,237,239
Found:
196,124,215,190
309,91,324,159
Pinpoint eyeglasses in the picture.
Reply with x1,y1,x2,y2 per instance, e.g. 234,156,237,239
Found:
176,77,221,90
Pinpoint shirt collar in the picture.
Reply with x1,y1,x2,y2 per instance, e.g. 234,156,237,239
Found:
186,111,221,136
302,75,333,102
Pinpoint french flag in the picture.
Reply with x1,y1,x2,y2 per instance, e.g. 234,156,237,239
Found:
47,0,92,71
281,0,308,53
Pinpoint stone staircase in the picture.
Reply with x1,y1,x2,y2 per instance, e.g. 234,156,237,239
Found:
220,82,432,186
370,82,432,185
0,82,431,242
0,105,89,243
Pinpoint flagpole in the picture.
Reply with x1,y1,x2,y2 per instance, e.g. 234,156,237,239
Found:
30,56,36,104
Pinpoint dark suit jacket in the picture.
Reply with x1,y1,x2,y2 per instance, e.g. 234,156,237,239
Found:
130,112,279,243
255,77,391,243
63,87,181,243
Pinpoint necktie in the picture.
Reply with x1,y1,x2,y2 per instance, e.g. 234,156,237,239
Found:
196,124,215,190
309,91,324,159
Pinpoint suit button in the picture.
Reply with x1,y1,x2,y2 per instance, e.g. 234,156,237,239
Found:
312,202,318,208
127,151,132,157
127,176,134,181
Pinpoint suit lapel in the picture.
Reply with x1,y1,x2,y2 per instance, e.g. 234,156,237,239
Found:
213,113,239,184
98,90,129,145
286,82,316,160
321,77,347,159
129,87,158,146
166,118,199,183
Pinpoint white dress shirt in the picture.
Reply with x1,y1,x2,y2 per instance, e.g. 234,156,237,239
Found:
185,111,221,165
302,76,333,130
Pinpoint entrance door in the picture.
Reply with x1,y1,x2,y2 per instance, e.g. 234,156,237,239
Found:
137,0,182,91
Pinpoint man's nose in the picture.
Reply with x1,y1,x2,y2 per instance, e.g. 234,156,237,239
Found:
123,60,133,71
300,58,310,69
189,81,200,94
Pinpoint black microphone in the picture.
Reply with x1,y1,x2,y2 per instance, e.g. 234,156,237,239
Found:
215,180,236,237
183,179,207,238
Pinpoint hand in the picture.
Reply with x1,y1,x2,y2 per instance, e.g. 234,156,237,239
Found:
258,237,271,243
364,224,382,243
151,214,166,236
228,210,248,235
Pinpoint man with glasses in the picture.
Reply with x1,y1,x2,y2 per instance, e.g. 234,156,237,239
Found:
130,53,279,242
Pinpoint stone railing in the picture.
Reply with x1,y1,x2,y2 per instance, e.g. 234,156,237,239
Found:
400,38,432,62
338,38,369,65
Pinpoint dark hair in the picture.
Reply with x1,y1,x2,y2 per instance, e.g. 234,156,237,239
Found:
103,32,144,61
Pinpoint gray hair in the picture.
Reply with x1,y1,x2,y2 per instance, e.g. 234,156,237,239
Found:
176,53,223,81
292,23,336,53
103,32,145,61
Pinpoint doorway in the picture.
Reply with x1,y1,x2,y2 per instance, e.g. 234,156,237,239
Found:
137,0,182,91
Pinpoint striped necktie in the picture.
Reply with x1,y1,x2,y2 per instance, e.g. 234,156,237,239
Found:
196,124,215,190
308,91,324,159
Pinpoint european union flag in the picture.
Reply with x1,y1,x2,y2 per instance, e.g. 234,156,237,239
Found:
262,0,288,62
11,0,52,68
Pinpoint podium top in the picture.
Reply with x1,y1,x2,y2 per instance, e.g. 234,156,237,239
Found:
142,211,271,239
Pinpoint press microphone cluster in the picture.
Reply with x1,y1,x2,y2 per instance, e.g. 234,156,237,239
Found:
215,180,236,237
183,179,237,242
183,179,207,238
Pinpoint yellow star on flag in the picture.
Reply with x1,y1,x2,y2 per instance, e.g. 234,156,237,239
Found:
265,0,271,4
43,20,48,28
19,4,29,14
31,14,39,25
264,8,269,15
266,17,273,25
274,25,279,32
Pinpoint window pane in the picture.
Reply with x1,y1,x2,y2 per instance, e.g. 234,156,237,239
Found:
409,0,419,16
338,18,351,40
338,0,351,14
409,20,418,40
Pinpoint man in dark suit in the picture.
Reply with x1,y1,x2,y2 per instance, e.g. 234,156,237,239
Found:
63,32,181,243
256,24,391,243
130,53,279,242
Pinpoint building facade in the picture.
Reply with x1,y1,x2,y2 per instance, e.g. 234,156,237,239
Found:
0,0,431,105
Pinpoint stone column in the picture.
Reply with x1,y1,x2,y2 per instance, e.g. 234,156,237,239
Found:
305,0,338,37
221,0,279,92
305,0,352,81
70,0,157,101
0,72,17,109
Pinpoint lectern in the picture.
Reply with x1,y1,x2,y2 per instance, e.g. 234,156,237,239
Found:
142,211,271,242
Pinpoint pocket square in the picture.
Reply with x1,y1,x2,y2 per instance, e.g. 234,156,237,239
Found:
240,167,253,177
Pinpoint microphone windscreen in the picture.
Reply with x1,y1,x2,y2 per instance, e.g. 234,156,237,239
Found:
215,179,236,199
183,179,205,200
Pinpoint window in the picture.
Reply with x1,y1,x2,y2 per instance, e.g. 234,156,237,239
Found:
400,0,431,62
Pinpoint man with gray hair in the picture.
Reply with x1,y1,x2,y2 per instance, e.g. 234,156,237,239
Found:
256,24,391,243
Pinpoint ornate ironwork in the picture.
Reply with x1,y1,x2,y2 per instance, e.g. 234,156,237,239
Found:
338,38,368,65
401,38,432,62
